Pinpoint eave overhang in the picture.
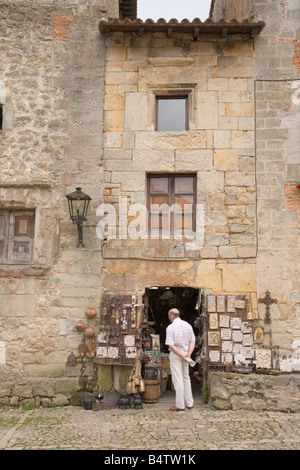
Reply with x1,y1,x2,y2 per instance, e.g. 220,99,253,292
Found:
99,18,265,39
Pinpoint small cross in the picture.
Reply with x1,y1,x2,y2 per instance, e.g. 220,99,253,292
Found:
258,290,278,324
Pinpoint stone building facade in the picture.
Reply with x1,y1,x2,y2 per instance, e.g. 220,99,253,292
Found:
0,0,299,408
0,0,116,407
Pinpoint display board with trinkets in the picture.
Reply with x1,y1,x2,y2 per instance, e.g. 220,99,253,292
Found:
96,294,146,365
206,295,255,367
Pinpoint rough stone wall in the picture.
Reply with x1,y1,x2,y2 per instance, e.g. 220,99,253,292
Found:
254,0,300,371
101,32,258,306
209,371,300,412
211,0,300,371
0,0,118,407
210,0,254,22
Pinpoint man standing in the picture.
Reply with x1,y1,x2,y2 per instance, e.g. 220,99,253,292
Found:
165,308,195,411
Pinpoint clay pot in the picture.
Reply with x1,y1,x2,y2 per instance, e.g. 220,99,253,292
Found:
85,325,94,337
75,320,85,332
85,307,97,318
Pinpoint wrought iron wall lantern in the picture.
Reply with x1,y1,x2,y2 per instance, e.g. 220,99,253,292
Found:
65,187,91,247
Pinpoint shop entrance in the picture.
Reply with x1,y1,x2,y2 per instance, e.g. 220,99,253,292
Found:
143,286,203,399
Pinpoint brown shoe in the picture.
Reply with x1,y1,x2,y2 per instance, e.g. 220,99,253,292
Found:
187,406,193,410
170,406,185,411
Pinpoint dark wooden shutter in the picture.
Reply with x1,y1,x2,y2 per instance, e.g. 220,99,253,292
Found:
7,211,35,264
0,212,9,263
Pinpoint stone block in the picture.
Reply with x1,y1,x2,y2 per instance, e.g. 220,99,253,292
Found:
239,117,254,130
205,210,227,227
219,246,238,258
225,172,255,186
221,263,256,292
103,132,123,148
195,260,222,291
133,150,174,171
196,92,218,129
106,46,127,61
206,233,229,246
214,130,231,148
104,110,124,132
106,71,137,86
124,93,150,131
200,246,218,258
175,149,213,171
104,149,131,160
226,102,253,117
197,171,224,193
237,246,257,257
228,78,248,91
207,78,229,90
111,171,145,191
104,93,125,111
219,116,238,129
135,131,207,150
138,66,206,91
214,149,238,170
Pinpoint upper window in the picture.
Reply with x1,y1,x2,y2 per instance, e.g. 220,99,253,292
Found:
147,174,196,237
156,96,188,132
0,210,35,264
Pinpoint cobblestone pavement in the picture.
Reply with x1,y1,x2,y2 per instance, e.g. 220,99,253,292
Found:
0,392,299,452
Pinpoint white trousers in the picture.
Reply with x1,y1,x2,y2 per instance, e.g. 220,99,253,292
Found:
169,350,194,409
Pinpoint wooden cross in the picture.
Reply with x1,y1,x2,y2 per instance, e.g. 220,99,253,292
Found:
258,291,278,324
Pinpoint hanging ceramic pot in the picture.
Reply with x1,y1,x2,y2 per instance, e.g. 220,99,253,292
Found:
85,325,94,338
85,307,97,319
75,320,85,332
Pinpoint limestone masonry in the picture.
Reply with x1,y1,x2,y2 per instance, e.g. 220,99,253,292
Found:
0,0,299,409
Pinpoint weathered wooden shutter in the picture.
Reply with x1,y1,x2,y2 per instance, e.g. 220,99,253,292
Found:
0,212,9,263
7,211,35,264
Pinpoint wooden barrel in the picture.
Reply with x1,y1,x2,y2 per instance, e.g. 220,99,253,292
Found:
141,379,160,403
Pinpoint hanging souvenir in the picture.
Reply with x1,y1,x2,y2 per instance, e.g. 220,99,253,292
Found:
120,308,128,334
131,307,136,328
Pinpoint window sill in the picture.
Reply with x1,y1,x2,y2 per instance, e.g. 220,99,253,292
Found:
0,264,51,277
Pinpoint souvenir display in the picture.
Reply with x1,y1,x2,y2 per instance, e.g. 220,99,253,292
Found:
231,317,242,329
124,335,135,347
209,313,218,330
96,294,145,364
207,295,255,369
217,295,225,312
227,295,236,312
221,328,231,340
221,353,233,364
253,326,264,343
219,315,230,328
209,350,220,363
208,331,220,347
151,335,160,351
207,295,216,312
125,347,136,358
222,341,232,353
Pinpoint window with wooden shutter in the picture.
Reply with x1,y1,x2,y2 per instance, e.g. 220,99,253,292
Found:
0,210,35,265
147,174,196,236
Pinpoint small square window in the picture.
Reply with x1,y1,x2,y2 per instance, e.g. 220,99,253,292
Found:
156,96,188,131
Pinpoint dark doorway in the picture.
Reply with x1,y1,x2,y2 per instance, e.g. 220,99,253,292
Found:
144,286,200,353
143,286,203,398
